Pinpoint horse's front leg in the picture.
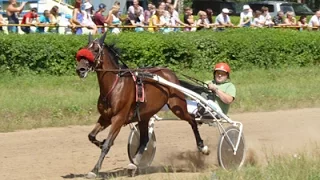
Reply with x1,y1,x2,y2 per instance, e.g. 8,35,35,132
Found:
87,114,125,179
88,116,111,148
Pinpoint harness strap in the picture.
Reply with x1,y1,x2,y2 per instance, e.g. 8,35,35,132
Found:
106,75,120,99
134,103,142,122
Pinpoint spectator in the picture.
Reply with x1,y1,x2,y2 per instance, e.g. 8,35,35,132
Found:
297,15,308,30
106,5,121,34
239,5,252,27
162,10,172,33
165,0,178,11
144,3,156,25
308,11,320,28
6,0,27,33
206,8,214,24
196,11,210,31
21,8,38,34
148,9,166,32
183,7,194,31
36,10,50,33
0,5,5,32
252,10,264,28
48,6,59,33
84,0,94,16
272,11,285,26
128,0,144,18
126,0,143,27
59,13,74,34
94,3,107,33
114,1,122,17
168,2,179,20
128,1,144,25
158,1,166,10
72,0,85,35
261,6,274,27
114,1,120,6
284,11,296,26
168,4,187,32
129,7,144,32
215,8,234,28
82,2,97,34
165,0,176,9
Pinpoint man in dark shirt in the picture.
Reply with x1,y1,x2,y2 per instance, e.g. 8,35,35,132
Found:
94,3,107,33
273,11,285,26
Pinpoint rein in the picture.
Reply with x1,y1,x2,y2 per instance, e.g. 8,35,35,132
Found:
94,67,166,73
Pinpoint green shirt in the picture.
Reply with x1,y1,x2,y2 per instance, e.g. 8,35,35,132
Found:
205,80,236,115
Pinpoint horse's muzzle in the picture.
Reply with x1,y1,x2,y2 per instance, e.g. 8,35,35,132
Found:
76,68,88,78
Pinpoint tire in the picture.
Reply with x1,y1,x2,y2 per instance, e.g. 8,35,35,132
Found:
127,124,156,169
217,126,245,170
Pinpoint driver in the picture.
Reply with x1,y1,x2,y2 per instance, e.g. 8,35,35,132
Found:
206,62,236,115
187,62,236,116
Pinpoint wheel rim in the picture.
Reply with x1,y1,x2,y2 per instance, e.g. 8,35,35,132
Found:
218,127,245,170
127,127,156,169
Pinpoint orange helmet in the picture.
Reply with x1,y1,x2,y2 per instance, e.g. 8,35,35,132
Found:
214,62,231,73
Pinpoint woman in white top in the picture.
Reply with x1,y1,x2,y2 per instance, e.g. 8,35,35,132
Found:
167,4,188,32
82,2,97,34
252,10,264,28
239,5,252,27
261,6,274,27
308,11,320,28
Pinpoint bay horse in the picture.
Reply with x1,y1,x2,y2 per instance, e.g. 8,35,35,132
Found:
75,33,209,178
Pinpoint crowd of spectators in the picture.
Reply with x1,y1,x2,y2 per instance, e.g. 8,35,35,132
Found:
0,0,320,34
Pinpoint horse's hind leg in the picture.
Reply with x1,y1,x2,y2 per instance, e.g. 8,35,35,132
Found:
88,116,111,148
87,114,125,178
167,96,209,154
127,119,150,176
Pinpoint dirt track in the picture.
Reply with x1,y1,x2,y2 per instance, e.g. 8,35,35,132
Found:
1,108,320,180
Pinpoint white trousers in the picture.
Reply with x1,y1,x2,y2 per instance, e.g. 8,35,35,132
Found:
161,100,222,115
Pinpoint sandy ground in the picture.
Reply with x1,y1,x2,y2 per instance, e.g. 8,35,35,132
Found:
1,108,320,180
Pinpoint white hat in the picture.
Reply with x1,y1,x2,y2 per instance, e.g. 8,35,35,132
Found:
222,8,229,14
243,5,250,10
83,2,92,10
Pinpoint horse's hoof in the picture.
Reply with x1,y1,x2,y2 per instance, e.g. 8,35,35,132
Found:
86,172,97,179
200,145,210,155
127,163,137,177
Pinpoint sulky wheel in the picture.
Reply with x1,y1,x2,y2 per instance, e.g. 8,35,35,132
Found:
217,126,245,170
127,124,157,169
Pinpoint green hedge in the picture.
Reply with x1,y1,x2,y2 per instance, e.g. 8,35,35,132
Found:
0,29,319,75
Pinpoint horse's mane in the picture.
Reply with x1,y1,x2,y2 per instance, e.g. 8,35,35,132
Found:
105,44,128,69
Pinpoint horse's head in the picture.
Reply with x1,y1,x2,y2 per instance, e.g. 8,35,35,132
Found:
76,33,107,78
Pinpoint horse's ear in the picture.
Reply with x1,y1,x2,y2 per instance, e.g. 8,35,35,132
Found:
99,32,107,46
88,32,93,44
